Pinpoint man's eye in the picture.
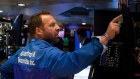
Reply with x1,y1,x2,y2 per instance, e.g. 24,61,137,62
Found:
49,23,55,27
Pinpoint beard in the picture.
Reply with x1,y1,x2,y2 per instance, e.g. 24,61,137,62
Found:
53,37,60,43
44,36,60,45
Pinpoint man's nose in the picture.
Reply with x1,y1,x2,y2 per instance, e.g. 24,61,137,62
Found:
56,24,61,31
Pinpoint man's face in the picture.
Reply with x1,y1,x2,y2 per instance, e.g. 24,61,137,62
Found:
40,15,60,43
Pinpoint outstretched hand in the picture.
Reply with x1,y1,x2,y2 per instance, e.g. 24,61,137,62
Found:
105,14,122,40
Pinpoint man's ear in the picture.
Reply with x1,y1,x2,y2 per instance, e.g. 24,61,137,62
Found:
35,27,43,35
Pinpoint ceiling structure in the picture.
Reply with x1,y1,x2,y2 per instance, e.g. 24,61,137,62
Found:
0,0,139,24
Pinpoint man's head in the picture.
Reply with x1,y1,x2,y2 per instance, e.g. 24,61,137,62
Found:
28,11,61,43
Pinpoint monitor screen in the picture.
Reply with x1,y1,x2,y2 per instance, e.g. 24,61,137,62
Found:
58,29,65,38
74,66,91,79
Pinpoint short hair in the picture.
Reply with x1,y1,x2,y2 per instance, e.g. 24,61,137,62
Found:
28,11,51,37
77,29,87,37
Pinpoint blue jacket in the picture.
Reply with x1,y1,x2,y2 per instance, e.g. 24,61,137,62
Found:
0,38,103,79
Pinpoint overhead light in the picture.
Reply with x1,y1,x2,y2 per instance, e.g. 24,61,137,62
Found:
0,10,3,13
82,22,86,25
18,3,25,6
82,19,86,25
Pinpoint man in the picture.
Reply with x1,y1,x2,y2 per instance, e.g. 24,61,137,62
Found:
77,29,91,46
0,11,122,79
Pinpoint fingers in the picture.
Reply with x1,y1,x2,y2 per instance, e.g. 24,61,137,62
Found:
105,14,122,40
111,23,121,34
110,14,122,34
115,25,120,34
111,14,123,23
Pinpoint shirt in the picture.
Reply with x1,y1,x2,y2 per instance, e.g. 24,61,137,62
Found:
0,38,103,79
